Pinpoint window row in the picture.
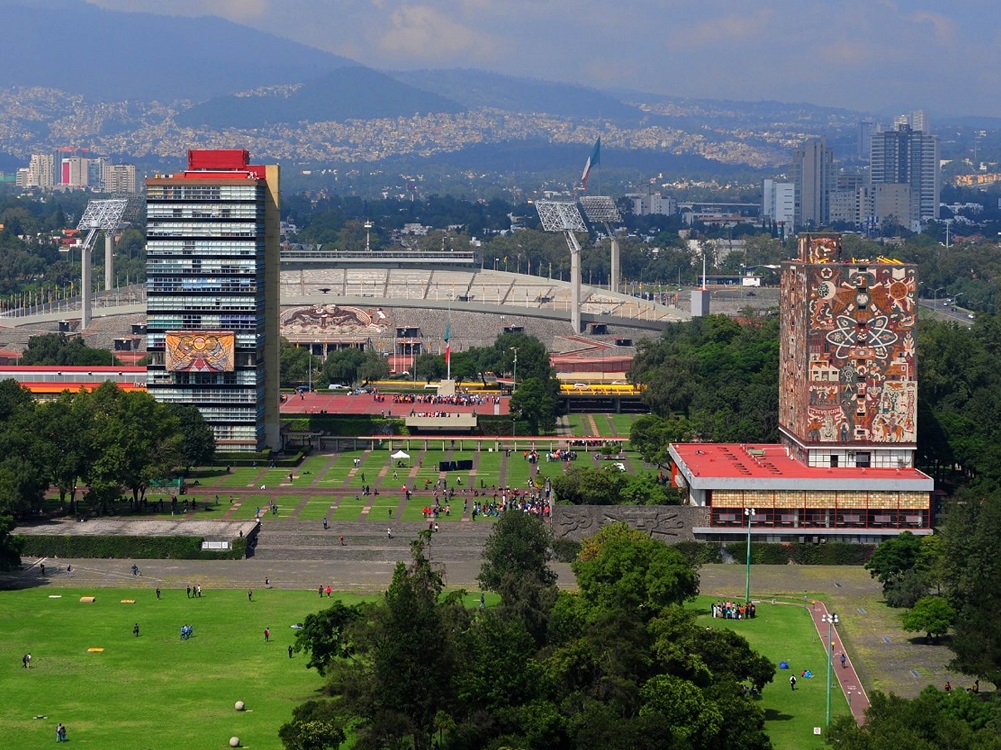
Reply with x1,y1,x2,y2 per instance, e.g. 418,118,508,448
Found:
147,203,262,220
147,222,262,238
148,279,258,293
711,507,929,528
147,242,262,258
148,186,260,201
148,261,259,274
147,369,261,386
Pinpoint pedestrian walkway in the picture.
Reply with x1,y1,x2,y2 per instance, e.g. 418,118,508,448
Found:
809,600,870,724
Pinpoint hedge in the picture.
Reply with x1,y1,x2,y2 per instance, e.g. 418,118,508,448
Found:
723,541,875,566
673,541,724,567
282,414,403,437
17,534,246,560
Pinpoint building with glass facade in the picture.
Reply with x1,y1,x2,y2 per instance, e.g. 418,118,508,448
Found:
145,150,280,452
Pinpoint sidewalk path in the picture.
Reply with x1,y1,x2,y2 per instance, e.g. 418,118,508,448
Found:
809,599,870,723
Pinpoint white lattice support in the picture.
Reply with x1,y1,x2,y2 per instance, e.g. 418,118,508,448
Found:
76,199,128,329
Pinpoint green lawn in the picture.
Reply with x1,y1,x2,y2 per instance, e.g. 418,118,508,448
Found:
692,596,851,749
297,496,337,521
566,413,589,437
607,413,638,440
216,467,262,488
328,496,365,522
472,451,503,488
1,587,337,750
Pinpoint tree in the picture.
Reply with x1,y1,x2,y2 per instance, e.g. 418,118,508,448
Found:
38,391,96,514
356,350,390,384
0,380,48,516
279,700,346,750
941,494,1001,686
280,337,320,388
509,376,560,434
629,414,696,467
552,465,629,505
478,511,559,643
294,601,361,676
320,348,366,386
85,383,183,509
20,332,116,365
362,534,460,750
902,596,956,643
865,531,925,585
574,523,699,618
167,404,215,470
0,515,22,571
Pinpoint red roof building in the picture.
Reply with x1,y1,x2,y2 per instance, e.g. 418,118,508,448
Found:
670,234,933,542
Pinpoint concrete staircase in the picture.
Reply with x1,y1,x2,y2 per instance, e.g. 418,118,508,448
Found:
251,520,495,563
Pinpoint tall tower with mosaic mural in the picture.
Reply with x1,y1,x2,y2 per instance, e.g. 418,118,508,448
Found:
779,233,917,470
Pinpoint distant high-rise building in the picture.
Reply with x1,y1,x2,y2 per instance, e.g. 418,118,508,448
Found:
104,163,137,194
858,119,875,162
26,153,54,188
791,138,835,229
624,191,676,216
145,149,281,452
869,124,940,228
61,156,90,188
894,110,929,134
761,179,795,229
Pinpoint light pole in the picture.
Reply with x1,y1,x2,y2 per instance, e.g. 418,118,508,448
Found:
510,347,518,392
823,612,839,728
364,220,373,252
744,508,756,603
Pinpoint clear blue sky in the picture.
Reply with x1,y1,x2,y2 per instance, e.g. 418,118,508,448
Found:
89,0,1001,117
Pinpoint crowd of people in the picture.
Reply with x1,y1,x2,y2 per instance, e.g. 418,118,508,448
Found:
391,392,490,406
711,601,757,620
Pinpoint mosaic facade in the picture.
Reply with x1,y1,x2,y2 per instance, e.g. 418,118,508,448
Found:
779,234,918,447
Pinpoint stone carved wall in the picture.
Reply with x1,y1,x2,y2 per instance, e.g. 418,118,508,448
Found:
551,505,710,543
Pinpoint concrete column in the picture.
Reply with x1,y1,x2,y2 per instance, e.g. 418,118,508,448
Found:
609,234,620,294
571,248,582,333
81,246,92,330
104,233,114,291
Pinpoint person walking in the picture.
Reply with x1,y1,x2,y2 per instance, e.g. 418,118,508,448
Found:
387,527,392,539
56,723,66,742
248,589,253,602
339,535,345,546
133,622,140,638
288,645,294,659
155,587,161,600
264,627,270,643
840,652,847,669
789,675,797,690
322,517,329,531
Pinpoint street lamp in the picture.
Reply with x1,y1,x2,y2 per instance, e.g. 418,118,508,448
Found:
822,612,840,728
510,347,518,392
364,220,373,252
744,508,756,603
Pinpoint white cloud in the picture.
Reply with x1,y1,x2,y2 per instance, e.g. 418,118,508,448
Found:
375,4,497,64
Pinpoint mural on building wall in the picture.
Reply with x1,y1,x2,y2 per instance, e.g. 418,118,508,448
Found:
280,305,391,342
165,331,235,373
552,506,698,542
780,235,917,445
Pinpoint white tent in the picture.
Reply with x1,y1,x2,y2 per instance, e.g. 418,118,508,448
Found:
391,450,410,460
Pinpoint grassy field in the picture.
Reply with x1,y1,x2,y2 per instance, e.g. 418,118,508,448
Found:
1,585,849,750
2,587,335,750
692,596,851,749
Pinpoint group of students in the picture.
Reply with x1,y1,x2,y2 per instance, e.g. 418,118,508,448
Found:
710,601,757,620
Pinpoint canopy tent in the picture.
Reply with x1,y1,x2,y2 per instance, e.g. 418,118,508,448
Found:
391,450,410,460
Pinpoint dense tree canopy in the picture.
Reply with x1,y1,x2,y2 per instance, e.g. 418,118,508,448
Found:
630,314,780,444
288,522,773,750
20,332,117,366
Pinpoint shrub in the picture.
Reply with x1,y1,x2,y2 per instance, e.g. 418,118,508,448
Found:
673,541,723,566
551,537,582,563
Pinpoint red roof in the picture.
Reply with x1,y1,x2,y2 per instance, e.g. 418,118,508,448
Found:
670,442,932,490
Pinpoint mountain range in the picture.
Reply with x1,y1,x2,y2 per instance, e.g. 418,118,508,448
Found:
4,0,983,187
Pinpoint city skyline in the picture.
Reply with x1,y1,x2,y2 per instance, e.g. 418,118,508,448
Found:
86,0,1001,118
